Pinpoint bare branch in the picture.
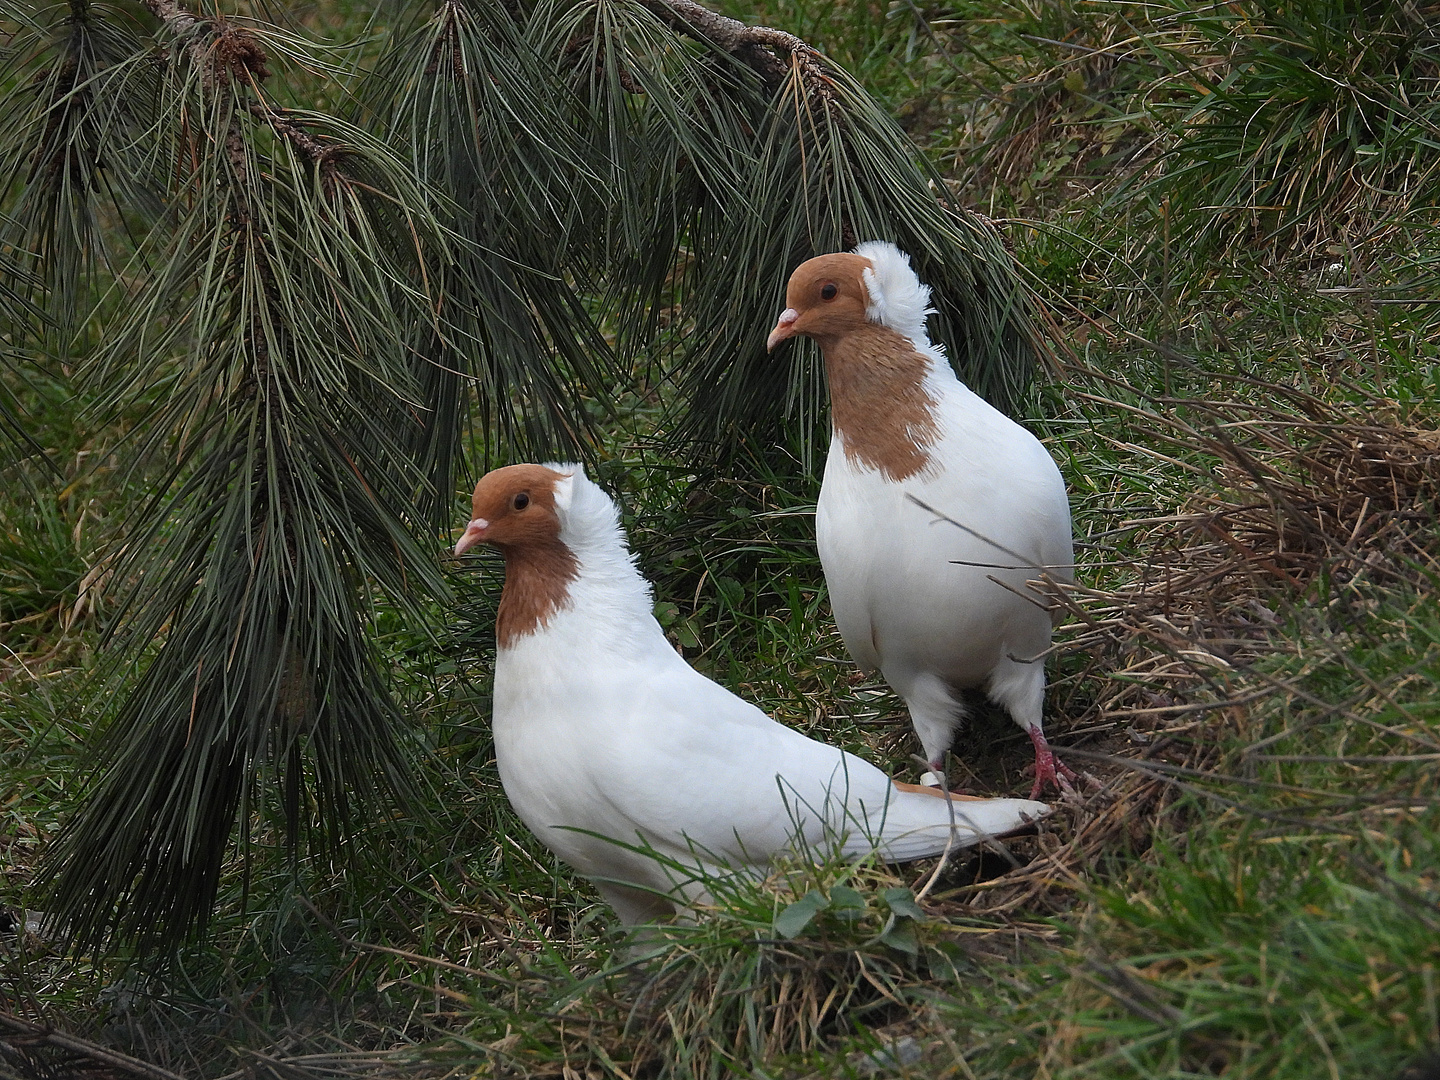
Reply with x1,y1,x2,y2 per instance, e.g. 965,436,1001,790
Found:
638,0,828,91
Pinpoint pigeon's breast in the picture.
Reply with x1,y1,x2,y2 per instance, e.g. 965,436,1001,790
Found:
817,419,1065,685
822,324,943,482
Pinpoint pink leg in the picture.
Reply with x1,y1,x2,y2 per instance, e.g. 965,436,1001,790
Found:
1026,725,1079,800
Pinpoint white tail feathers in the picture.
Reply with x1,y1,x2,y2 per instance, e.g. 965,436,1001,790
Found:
864,794,1049,863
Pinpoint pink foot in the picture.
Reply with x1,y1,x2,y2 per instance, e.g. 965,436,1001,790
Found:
1025,726,1079,800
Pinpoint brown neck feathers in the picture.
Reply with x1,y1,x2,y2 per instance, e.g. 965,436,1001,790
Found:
820,323,939,481
496,541,579,648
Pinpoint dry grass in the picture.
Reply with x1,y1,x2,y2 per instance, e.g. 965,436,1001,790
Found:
920,363,1440,923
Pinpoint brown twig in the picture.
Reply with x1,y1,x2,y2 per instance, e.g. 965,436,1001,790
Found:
0,1013,189,1080
298,898,525,990
637,0,824,91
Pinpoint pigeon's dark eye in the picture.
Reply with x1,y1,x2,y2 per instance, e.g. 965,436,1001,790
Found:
821,283,838,301
513,492,530,510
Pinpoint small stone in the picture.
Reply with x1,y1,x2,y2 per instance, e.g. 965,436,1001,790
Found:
847,1036,925,1075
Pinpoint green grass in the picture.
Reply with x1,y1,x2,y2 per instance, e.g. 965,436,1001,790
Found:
3,0,1440,1077
940,581,1440,1077
955,817,1440,1077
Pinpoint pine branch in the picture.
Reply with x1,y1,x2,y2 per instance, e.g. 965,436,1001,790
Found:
37,0,453,954
637,0,822,91
138,0,202,40
364,0,618,484
560,0,1044,455
246,100,334,165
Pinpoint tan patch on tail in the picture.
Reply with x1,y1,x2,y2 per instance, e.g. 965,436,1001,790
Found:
892,780,985,801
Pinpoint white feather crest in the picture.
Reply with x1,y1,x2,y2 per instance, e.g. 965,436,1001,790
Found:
853,240,935,348
542,462,646,588
543,462,608,540
545,462,577,512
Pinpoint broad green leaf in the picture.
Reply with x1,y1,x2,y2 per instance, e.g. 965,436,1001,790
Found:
879,916,920,955
828,884,868,920
882,886,927,921
774,890,829,939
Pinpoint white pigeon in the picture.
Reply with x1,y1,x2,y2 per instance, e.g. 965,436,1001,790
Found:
766,241,1077,798
454,463,1049,927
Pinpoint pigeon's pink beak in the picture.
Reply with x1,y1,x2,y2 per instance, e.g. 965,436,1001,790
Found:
766,308,799,352
454,518,489,556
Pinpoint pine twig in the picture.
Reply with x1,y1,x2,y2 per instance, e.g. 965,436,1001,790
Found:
639,0,828,91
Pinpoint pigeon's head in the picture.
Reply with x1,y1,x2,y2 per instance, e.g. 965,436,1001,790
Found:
767,241,933,352
766,252,870,352
455,463,575,556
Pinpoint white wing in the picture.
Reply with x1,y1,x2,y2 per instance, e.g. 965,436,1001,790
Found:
498,643,1044,876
